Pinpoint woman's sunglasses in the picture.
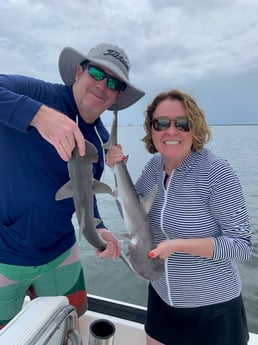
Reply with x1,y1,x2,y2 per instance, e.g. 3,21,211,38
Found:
151,116,190,132
86,64,127,91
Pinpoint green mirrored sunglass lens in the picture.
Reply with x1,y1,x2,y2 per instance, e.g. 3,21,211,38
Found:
107,79,117,90
91,69,103,81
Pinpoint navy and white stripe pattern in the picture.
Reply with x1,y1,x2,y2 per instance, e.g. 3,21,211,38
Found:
135,148,252,307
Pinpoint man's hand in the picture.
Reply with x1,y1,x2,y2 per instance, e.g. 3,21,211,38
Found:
31,105,85,161
96,228,121,259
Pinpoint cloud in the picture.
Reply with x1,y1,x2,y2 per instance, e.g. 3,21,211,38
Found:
1,0,258,124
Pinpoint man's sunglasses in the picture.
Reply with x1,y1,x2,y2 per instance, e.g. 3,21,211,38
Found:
151,116,190,132
86,64,127,91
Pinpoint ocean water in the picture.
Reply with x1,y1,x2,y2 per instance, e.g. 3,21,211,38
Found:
78,125,258,334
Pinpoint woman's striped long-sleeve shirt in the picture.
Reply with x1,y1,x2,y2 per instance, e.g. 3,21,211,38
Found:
135,148,252,307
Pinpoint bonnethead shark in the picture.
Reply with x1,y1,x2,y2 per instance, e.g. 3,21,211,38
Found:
55,139,134,272
104,111,165,281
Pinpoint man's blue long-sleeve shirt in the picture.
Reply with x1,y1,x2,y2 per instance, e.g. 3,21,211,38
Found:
0,74,109,265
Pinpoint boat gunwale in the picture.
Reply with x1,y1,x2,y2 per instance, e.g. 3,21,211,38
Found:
88,294,146,324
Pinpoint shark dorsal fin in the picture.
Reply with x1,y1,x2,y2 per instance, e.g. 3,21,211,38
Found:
139,185,158,214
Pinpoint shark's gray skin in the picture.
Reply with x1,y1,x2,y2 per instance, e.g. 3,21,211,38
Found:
55,139,134,272
104,111,165,281
55,140,109,246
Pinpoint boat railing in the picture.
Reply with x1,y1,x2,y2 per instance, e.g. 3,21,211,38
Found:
0,296,82,345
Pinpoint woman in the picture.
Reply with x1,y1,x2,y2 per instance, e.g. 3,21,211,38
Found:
106,89,252,345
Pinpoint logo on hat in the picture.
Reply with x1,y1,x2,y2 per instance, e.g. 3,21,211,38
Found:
103,49,129,72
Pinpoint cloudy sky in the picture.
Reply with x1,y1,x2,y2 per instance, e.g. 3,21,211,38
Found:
1,0,258,125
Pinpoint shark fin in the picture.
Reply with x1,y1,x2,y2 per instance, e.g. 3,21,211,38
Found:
115,200,124,220
116,232,132,240
55,180,73,200
140,184,158,214
102,110,118,149
92,179,112,194
119,251,136,273
109,191,124,219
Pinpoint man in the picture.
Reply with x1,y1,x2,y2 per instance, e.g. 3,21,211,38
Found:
0,43,145,328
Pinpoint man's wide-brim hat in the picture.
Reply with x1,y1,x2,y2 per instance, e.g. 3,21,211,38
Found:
58,43,145,111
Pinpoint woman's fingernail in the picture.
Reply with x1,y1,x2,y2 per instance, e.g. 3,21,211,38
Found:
148,251,155,258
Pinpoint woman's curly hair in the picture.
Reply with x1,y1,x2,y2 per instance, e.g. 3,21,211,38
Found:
142,89,211,154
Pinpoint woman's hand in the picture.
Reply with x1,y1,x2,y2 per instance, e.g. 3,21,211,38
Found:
149,240,177,260
105,144,126,167
149,238,214,260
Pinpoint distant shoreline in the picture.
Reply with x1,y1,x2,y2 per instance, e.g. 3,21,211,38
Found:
105,123,258,127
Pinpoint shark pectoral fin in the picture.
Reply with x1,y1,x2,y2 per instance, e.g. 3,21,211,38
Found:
140,184,158,214
92,179,112,194
55,180,73,200
119,251,135,273
115,200,124,219
116,232,132,240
